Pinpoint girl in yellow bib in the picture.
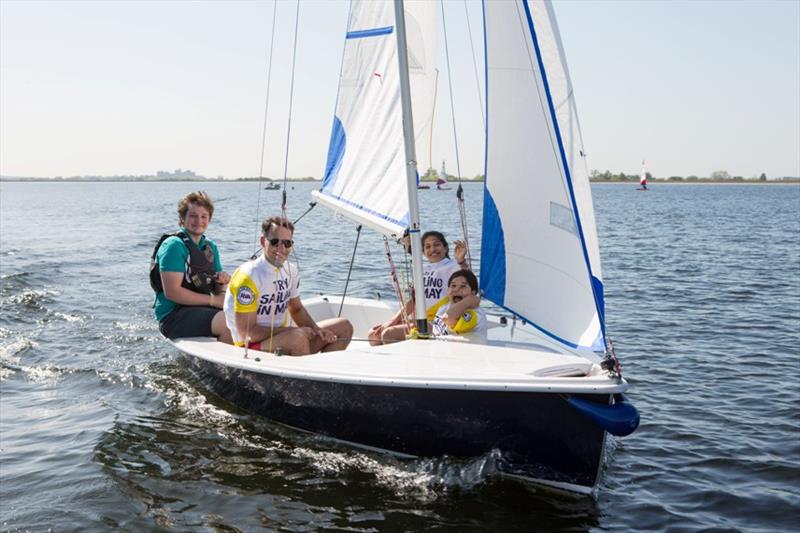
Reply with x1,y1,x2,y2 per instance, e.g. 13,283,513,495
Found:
368,231,468,345
431,270,486,337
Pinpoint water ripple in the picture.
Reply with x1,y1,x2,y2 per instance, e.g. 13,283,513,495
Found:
0,182,798,531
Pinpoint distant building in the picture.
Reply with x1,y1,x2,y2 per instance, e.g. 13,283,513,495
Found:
156,169,198,178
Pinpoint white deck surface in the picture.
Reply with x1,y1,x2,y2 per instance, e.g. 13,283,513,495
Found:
171,296,628,394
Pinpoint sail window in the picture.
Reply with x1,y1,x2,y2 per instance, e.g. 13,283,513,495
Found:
549,201,578,237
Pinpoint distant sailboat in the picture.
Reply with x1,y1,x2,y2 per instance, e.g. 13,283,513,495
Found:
638,160,648,191
436,160,451,190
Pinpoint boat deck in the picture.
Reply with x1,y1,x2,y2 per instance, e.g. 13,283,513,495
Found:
171,296,627,394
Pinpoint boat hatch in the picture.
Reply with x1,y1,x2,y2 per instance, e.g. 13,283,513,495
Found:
530,363,592,378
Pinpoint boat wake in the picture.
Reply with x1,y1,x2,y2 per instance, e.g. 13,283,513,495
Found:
291,446,500,499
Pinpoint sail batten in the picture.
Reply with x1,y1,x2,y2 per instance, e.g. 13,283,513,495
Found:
346,26,394,40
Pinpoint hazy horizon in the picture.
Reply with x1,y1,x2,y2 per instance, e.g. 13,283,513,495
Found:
1,1,798,180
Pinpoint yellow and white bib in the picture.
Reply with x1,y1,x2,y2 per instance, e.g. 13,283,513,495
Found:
431,298,487,336
423,257,460,321
223,255,299,345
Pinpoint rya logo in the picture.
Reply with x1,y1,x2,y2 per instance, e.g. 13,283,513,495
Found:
237,286,255,306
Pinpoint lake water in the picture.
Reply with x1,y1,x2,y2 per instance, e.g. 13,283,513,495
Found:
1,181,798,531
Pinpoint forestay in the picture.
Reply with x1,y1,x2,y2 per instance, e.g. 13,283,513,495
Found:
480,0,605,351
313,0,437,237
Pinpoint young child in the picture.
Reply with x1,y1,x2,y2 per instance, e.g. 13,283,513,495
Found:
368,231,467,344
431,270,486,337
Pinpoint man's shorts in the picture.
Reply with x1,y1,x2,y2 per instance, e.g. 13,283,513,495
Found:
159,305,218,339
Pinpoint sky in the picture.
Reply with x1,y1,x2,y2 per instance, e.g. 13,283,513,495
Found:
1,0,798,180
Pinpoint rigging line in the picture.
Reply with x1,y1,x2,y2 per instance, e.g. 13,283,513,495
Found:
280,0,302,216
267,263,281,354
338,225,362,317
456,184,473,269
400,231,412,311
252,0,280,257
540,3,591,184
521,1,607,342
428,68,439,174
267,259,296,354
440,0,464,184
441,2,472,269
292,201,317,226
513,2,571,206
463,0,485,130
384,237,410,336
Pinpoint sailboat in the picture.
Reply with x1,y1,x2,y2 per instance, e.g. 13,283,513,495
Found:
436,160,451,190
638,159,648,190
171,0,639,495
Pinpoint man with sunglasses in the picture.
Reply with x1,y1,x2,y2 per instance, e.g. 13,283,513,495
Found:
223,215,353,355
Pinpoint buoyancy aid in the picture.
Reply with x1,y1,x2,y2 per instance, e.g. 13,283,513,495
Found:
149,232,217,294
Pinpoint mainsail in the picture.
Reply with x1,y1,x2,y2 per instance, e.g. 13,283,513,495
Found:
480,0,605,351
313,0,437,237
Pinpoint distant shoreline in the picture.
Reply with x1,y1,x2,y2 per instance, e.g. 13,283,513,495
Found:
589,179,800,185
2,177,798,185
0,177,322,183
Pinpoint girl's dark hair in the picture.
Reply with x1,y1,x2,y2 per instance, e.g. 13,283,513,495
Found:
449,269,478,293
421,230,449,257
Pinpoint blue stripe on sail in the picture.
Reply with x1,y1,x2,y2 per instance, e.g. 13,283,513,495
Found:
592,275,605,324
346,26,393,39
521,0,607,346
590,276,605,351
482,190,594,351
493,302,583,350
480,1,504,306
322,116,346,190
479,189,506,306
320,190,409,230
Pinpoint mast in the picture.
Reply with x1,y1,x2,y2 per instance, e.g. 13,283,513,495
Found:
394,0,428,334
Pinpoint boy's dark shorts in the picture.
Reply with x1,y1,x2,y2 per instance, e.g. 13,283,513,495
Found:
159,305,219,339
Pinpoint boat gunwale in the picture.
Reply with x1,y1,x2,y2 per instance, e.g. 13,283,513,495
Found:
169,337,629,394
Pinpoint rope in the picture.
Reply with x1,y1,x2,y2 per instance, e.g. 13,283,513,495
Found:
442,2,472,269
338,225,362,317
440,1,464,184
243,1,303,358
252,0,279,257
384,236,410,336
266,264,281,354
456,184,473,270
428,68,439,175
601,336,623,377
245,1,281,354
463,0,485,130
280,0,302,216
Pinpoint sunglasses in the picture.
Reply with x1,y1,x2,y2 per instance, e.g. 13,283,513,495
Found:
267,238,293,248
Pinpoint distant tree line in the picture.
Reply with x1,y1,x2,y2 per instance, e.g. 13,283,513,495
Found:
589,170,796,182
